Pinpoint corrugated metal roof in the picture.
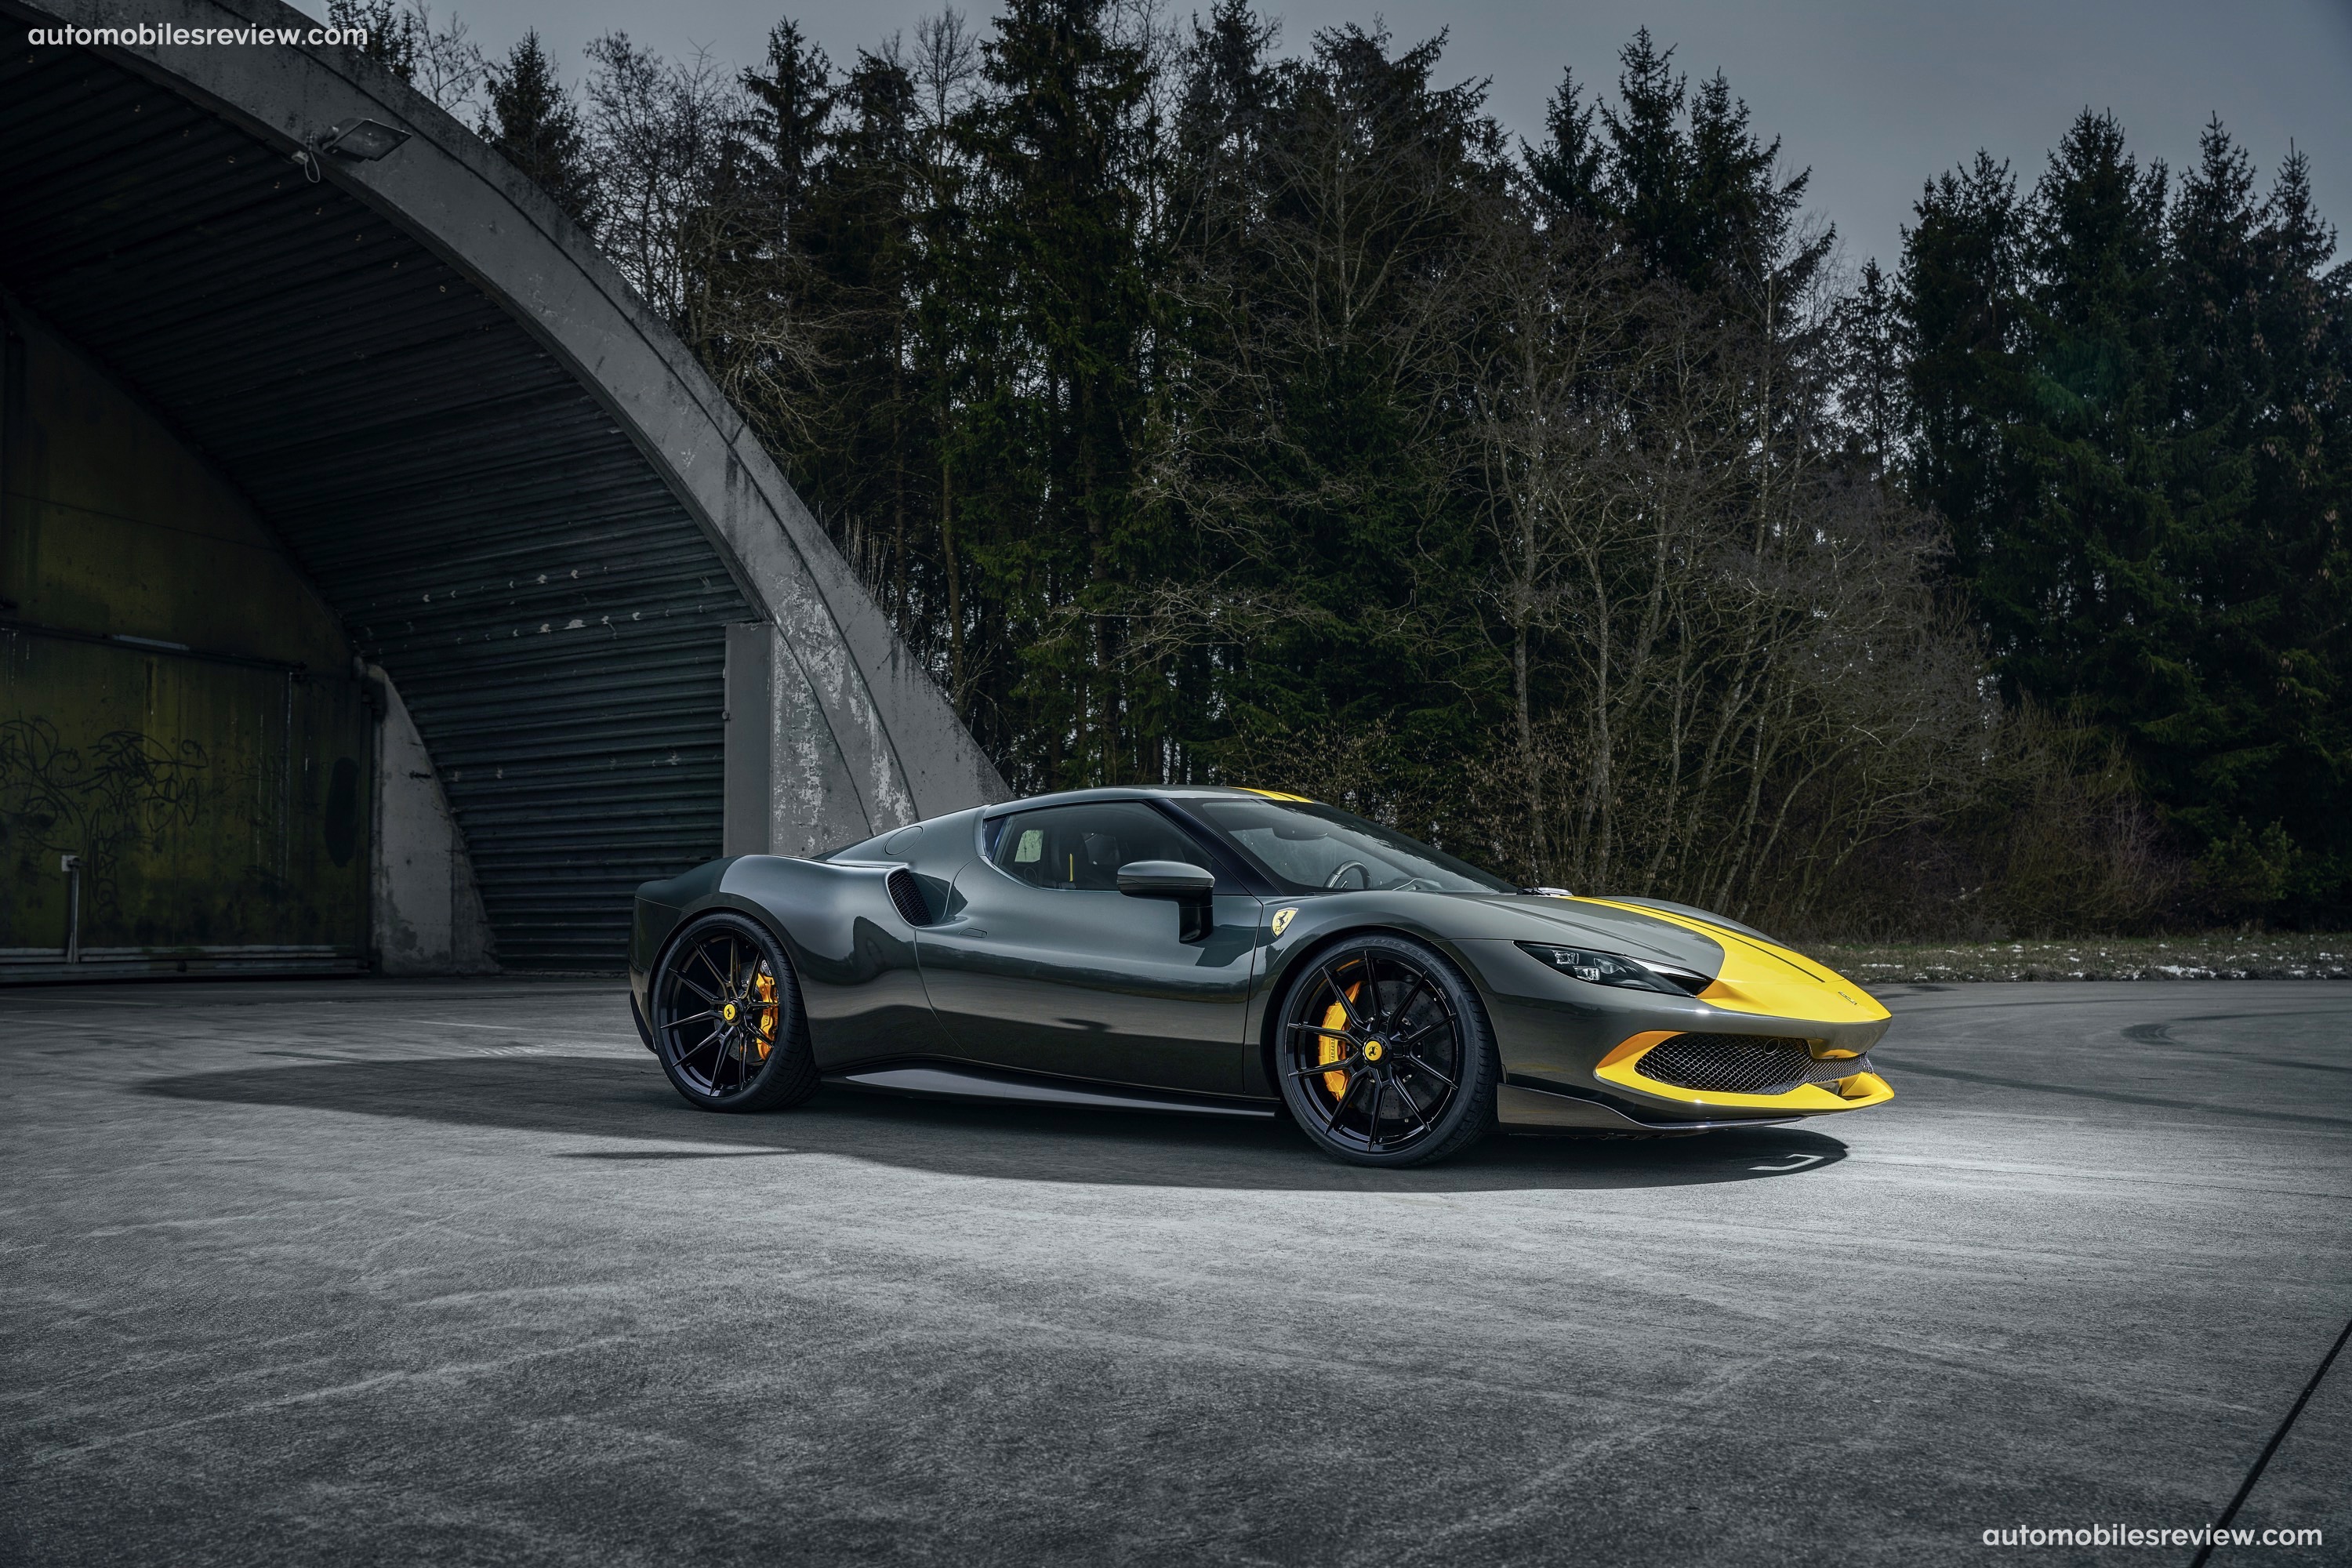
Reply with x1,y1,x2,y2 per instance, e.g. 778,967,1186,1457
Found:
0,37,754,968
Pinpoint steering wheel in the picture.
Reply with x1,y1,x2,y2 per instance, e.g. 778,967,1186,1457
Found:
1324,860,1373,891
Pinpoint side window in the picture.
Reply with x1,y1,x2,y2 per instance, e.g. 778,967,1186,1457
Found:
989,802,1213,891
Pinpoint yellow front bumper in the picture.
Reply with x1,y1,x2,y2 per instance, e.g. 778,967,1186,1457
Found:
1594,1029,1895,1114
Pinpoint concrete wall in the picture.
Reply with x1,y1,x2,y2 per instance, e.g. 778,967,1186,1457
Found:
0,299,373,974
723,621,916,857
368,669,495,976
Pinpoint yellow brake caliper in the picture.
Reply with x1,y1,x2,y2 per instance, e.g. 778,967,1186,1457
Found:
1317,983,1361,1098
752,968,778,1060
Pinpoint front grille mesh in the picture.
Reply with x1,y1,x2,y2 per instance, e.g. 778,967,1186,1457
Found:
1635,1033,1872,1095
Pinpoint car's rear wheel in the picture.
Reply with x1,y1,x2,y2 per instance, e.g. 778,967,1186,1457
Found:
1275,934,1497,1166
651,913,818,1112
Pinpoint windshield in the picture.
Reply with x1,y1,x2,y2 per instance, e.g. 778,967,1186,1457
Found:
1186,797,1514,895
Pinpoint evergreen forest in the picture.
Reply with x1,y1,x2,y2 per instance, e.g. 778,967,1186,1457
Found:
336,0,2352,938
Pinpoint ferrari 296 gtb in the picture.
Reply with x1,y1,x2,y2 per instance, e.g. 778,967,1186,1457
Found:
628,787,1893,1167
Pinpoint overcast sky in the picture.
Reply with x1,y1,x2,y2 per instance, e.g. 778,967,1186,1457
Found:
318,0,2352,274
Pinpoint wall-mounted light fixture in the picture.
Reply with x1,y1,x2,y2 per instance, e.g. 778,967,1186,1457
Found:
319,117,411,162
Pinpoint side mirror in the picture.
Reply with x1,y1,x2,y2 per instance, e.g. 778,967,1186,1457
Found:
1117,860,1216,943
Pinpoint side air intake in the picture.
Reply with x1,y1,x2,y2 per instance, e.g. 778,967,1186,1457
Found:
887,869,933,926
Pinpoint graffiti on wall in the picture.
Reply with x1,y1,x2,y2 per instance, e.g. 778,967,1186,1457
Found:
0,717,207,923
2,630,372,953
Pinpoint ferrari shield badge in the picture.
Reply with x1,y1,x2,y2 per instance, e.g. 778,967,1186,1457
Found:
1270,907,1297,938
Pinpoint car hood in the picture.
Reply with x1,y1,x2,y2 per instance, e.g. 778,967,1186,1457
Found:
1459,892,1889,1027
1467,893,1729,971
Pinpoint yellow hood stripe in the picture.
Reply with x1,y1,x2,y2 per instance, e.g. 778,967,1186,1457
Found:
1568,897,1889,1025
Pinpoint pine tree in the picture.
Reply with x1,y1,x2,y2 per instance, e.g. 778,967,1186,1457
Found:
960,0,1157,787
1991,111,2176,725
1523,65,1606,226
1902,111,2352,919
1900,151,2031,587
797,53,924,626
739,20,833,238
1536,31,1827,307
1596,29,1690,284
1683,67,1826,306
909,11,986,723
2242,148,2352,909
1838,257,1901,476
1911,114,2172,717
2157,118,2273,884
1160,20,1508,807
326,0,421,81
481,31,597,230
1172,0,1276,255
2155,126,2352,909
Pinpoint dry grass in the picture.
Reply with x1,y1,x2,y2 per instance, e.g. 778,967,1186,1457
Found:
1812,934,2352,983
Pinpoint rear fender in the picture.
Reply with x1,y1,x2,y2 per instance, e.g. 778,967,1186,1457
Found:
629,858,734,1029
635,855,950,1067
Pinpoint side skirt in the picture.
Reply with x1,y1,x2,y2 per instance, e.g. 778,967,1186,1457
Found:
827,1062,1279,1120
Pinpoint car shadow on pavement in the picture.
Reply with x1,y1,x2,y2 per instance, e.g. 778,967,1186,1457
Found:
141,1055,1851,1192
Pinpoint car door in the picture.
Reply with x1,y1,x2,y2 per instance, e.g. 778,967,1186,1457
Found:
914,800,1262,1096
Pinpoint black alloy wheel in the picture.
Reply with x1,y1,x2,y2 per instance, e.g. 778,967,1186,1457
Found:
651,913,819,1112
1274,933,1497,1166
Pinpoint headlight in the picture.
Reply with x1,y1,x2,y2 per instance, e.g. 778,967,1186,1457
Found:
1516,942,1699,995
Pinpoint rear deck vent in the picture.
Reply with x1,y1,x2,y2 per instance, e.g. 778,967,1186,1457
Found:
1636,1033,1865,1096
887,869,933,927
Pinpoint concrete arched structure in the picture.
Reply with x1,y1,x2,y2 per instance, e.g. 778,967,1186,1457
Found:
0,0,1006,970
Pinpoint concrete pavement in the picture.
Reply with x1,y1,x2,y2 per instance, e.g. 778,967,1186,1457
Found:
3,979,2346,1564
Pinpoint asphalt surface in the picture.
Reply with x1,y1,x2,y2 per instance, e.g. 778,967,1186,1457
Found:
3,978,2347,1566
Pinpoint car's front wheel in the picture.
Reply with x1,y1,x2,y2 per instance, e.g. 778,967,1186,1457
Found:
1274,933,1497,1166
650,913,818,1112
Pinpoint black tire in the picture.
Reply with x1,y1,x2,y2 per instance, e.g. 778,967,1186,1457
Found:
1273,933,1498,1167
649,913,819,1112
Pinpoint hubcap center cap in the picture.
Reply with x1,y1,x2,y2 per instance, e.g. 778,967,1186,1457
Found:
1363,1040,1385,1062
722,1002,738,1022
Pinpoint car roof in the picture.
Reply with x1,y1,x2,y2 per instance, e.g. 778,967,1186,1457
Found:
976,785,1312,817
